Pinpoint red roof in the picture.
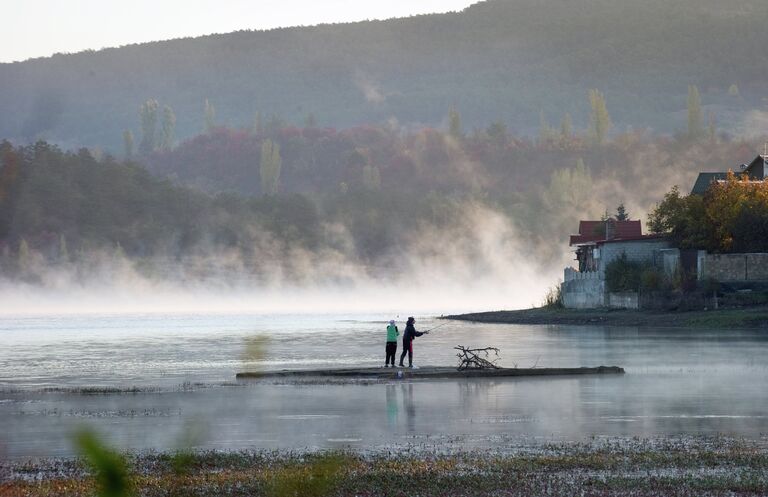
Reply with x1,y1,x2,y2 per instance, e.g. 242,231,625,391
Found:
569,220,642,246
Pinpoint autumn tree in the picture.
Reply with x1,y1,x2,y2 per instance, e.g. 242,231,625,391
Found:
588,89,611,146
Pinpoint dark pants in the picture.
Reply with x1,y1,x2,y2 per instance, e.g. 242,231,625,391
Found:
385,341,397,365
399,340,413,366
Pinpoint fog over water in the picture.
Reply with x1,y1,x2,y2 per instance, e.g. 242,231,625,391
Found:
1,313,767,459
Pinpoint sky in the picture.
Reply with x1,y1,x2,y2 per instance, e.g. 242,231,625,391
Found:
1,0,478,63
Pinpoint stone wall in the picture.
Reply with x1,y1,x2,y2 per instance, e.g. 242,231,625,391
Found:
700,253,768,281
608,292,639,309
562,268,605,309
598,239,671,272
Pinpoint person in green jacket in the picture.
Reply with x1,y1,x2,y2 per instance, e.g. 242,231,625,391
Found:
385,320,399,367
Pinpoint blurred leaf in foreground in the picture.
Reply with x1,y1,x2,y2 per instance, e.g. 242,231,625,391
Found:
74,429,132,497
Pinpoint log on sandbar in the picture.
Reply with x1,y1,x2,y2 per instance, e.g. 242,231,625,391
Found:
236,365,624,380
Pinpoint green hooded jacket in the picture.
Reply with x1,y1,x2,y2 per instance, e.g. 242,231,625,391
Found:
386,324,399,342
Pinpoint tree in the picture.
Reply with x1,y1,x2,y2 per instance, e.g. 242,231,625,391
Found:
448,105,462,139
728,84,740,97
58,234,69,263
486,121,507,147
615,203,629,221
17,238,31,274
260,139,282,195
160,105,176,151
204,99,216,133
304,112,317,128
647,185,710,249
588,89,611,145
122,130,134,161
687,85,703,140
139,99,159,155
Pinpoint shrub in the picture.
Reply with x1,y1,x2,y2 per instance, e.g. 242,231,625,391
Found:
605,253,643,292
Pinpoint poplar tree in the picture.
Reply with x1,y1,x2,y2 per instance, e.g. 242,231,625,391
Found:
687,85,703,140
160,105,176,151
588,90,611,146
260,139,282,195
139,99,159,155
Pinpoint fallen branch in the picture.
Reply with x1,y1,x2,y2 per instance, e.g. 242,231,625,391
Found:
454,346,501,370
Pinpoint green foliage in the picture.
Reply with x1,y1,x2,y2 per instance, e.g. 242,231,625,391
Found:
74,429,132,497
615,203,629,221
648,185,711,249
588,89,612,146
650,175,768,253
605,253,642,292
687,85,703,139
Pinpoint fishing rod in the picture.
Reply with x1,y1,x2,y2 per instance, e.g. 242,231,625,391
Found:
424,322,449,333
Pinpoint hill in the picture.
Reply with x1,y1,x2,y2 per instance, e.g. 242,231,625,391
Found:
1,0,767,151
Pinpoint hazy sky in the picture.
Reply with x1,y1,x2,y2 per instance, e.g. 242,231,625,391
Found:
1,0,477,63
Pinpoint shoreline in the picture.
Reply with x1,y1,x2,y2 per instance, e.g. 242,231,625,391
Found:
444,304,768,328
3,436,766,496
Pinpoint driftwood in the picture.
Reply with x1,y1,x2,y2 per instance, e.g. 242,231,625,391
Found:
454,345,501,370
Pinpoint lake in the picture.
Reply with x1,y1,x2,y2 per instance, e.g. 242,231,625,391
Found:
1,312,767,459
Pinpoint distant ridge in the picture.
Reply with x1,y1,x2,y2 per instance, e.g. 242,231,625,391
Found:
1,0,766,150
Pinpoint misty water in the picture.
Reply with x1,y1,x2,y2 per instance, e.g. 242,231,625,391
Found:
1,313,768,459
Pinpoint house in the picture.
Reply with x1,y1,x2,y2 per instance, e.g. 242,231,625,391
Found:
691,154,767,195
561,219,670,309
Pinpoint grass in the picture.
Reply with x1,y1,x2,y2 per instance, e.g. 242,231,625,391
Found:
4,439,768,496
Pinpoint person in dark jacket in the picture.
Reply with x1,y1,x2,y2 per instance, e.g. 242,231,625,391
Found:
399,316,428,368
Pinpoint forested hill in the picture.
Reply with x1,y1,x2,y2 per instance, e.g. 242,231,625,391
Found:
2,0,768,151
